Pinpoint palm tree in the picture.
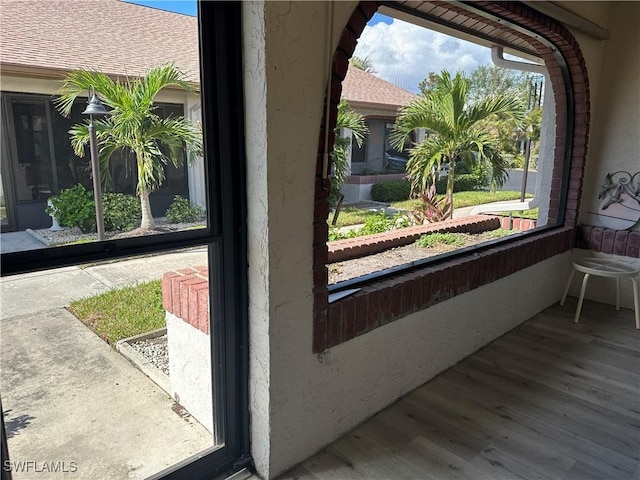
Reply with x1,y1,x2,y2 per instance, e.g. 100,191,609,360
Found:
349,56,376,74
332,99,368,186
391,70,525,219
328,100,368,224
55,64,202,229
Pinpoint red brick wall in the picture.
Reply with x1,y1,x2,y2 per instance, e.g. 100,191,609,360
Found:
496,216,537,231
577,225,640,258
162,266,210,335
312,1,590,353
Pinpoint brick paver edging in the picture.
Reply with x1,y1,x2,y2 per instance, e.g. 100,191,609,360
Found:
328,215,501,263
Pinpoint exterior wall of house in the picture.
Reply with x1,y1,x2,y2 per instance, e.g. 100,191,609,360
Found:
0,74,205,229
242,2,586,478
563,1,640,307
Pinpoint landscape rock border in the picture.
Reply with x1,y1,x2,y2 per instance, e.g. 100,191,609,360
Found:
116,328,170,396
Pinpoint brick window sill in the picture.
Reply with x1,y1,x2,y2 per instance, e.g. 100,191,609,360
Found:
315,226,575,351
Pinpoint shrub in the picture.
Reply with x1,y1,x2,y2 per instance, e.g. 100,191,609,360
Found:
328,213,409,241
371,179,411,202
166,195,202,223
485,228,514,239
435,173,488,193
46,184,95,233
103,193,141,231
416,232,465,248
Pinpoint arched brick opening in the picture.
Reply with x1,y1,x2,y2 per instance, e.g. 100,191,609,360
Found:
312,1,590,353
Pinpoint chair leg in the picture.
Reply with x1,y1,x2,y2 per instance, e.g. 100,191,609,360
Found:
575,273,590,324
631,277,639,330
561,268,575,306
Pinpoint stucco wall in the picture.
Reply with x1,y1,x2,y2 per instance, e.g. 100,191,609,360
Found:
559,2,640,307
575,2,640,231
243,2,578,478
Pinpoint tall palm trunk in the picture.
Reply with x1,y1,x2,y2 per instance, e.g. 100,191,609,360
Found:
445,158,455,219
140,191,155,229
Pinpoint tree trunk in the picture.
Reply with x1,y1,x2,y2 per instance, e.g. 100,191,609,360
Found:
446,159,455,219
140,191,155,229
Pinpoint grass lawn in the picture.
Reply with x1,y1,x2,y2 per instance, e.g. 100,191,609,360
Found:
499,208,538,219
329,191,536,228
68,280,165,345
329,207,382,228
391,190,533,211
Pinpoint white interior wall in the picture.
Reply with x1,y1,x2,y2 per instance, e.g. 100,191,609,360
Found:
561,2,640,309
576,2,639,231
243,2,577,478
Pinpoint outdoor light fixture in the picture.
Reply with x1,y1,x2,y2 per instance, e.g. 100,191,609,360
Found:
82,88,109,241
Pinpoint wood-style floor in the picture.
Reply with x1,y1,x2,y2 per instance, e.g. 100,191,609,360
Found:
279,300,640,480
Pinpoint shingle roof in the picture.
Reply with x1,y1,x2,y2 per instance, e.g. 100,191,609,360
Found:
0,0,199,82
341,67,417,110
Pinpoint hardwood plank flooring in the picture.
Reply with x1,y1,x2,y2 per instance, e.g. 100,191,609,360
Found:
278,300,640,480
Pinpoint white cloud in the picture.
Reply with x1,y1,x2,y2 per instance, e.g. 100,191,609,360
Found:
353,19,493,93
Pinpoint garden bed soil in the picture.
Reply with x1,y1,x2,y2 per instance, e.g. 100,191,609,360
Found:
329,231,510,284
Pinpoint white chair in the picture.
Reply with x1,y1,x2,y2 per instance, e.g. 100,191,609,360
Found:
560,257,640,328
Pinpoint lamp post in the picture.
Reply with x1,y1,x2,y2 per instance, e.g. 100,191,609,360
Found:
82,88,109,240
520,124,534,203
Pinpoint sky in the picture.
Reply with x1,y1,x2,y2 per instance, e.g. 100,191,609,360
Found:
355,14,494,93
123,3,497,94
125,0,197,16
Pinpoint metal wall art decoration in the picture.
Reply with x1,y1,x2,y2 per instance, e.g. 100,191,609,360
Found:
597,171,640,230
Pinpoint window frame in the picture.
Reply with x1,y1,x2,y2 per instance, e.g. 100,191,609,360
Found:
0,2,250,479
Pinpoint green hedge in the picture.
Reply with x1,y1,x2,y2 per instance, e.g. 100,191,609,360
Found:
371,173,487,202
435,173,488,193
370,179,411,202
103,193,141,231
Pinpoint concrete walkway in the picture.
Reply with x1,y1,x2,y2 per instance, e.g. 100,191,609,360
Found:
1,248,211,479
0,231,46,254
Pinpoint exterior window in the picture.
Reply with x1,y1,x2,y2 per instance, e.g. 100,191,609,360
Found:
1,2,249,479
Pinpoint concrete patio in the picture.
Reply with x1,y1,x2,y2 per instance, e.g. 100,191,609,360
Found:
1,248,212,479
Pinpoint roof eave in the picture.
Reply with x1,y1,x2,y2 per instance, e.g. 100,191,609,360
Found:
0,63,200,91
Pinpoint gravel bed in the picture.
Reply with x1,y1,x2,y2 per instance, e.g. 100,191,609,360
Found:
129,334,169,376
30,218,205,246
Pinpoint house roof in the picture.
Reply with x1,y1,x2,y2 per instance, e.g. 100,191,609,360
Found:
0,0,199,82
341,66,417,111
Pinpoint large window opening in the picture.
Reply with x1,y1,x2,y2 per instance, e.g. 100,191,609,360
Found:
314,1,585,352
1,2,248,479
329,9,554,286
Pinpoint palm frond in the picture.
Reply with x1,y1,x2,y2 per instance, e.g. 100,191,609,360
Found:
135,64,197,111
57,64,201,198
55,69,126,117
332,101,369,184
465,94,526,127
